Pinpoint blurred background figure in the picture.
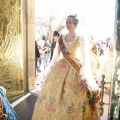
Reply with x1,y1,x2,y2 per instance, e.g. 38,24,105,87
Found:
88,35,100,80
42,36,51,69
97,40,114,90
35,41,40,73
35,39,46,74
97,39,113,90
50,31,60,61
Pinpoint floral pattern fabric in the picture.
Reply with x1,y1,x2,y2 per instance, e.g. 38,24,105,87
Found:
32,38,99,120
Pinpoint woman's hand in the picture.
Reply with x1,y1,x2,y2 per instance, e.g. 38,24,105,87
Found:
80,79,87,92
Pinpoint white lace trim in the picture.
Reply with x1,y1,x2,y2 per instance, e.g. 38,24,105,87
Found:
78,35,99,91
62,35,78,44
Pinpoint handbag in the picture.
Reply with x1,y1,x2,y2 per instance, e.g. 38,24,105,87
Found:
0,97,8,120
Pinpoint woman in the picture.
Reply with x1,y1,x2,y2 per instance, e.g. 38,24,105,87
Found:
97,40,113,90
32,15,100,120
88,36,100,79
0,86,19,120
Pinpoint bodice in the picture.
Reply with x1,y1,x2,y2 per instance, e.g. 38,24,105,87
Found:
62,35,80,60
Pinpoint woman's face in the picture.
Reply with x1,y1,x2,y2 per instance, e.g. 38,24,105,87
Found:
66,17,76,31
89,36,93,41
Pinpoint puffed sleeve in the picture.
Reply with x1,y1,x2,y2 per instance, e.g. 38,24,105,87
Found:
44,40,61,78
78,35,99,91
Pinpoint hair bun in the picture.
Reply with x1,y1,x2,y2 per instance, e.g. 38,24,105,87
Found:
73,14,77,18
68,14,79,25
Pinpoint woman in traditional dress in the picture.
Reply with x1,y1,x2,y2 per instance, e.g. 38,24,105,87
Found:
32,15,100,120
0,86,19,120
88,35,100,80
97,40,113,90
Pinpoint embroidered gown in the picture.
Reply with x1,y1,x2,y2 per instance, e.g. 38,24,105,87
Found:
32,35,99,120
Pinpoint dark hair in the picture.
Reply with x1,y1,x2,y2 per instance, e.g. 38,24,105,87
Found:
42,35,48,40
53,31,60,37
90,35,94,40
67,14,79,25
42,36,46,40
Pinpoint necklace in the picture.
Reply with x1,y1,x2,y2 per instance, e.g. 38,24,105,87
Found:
69,35,75,38
65,34,76,42
67,33,76,37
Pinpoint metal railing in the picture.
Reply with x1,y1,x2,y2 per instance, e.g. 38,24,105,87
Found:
99,75,111,116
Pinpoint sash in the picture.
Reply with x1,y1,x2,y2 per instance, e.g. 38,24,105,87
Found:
58,36,102,115
58,35,81,74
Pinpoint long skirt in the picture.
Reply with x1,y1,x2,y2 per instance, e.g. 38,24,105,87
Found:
32,59,99,120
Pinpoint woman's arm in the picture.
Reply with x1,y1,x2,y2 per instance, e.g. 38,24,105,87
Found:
79,35,99,91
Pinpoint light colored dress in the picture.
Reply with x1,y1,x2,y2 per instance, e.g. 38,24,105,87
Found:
89,42,100,79
32,35,99,120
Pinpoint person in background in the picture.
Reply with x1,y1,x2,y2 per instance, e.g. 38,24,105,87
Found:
88,35,100,80
35,41,40,73
97,39,113,90
42,36,51,69
37,40,47,72
0,86,19,120
50,31,60,61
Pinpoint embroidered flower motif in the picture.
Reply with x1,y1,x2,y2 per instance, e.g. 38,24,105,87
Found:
38,94,46,102
73,90,78,95
83,100,89,106
69,82,77,89
62,100,74,113
45,104,56,113
59,63,69,69
67,106,73,113
63,100,74,107
82,106,86,112
49,96,56,105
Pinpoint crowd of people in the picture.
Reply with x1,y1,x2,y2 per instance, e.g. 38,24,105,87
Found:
35,31,60,74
